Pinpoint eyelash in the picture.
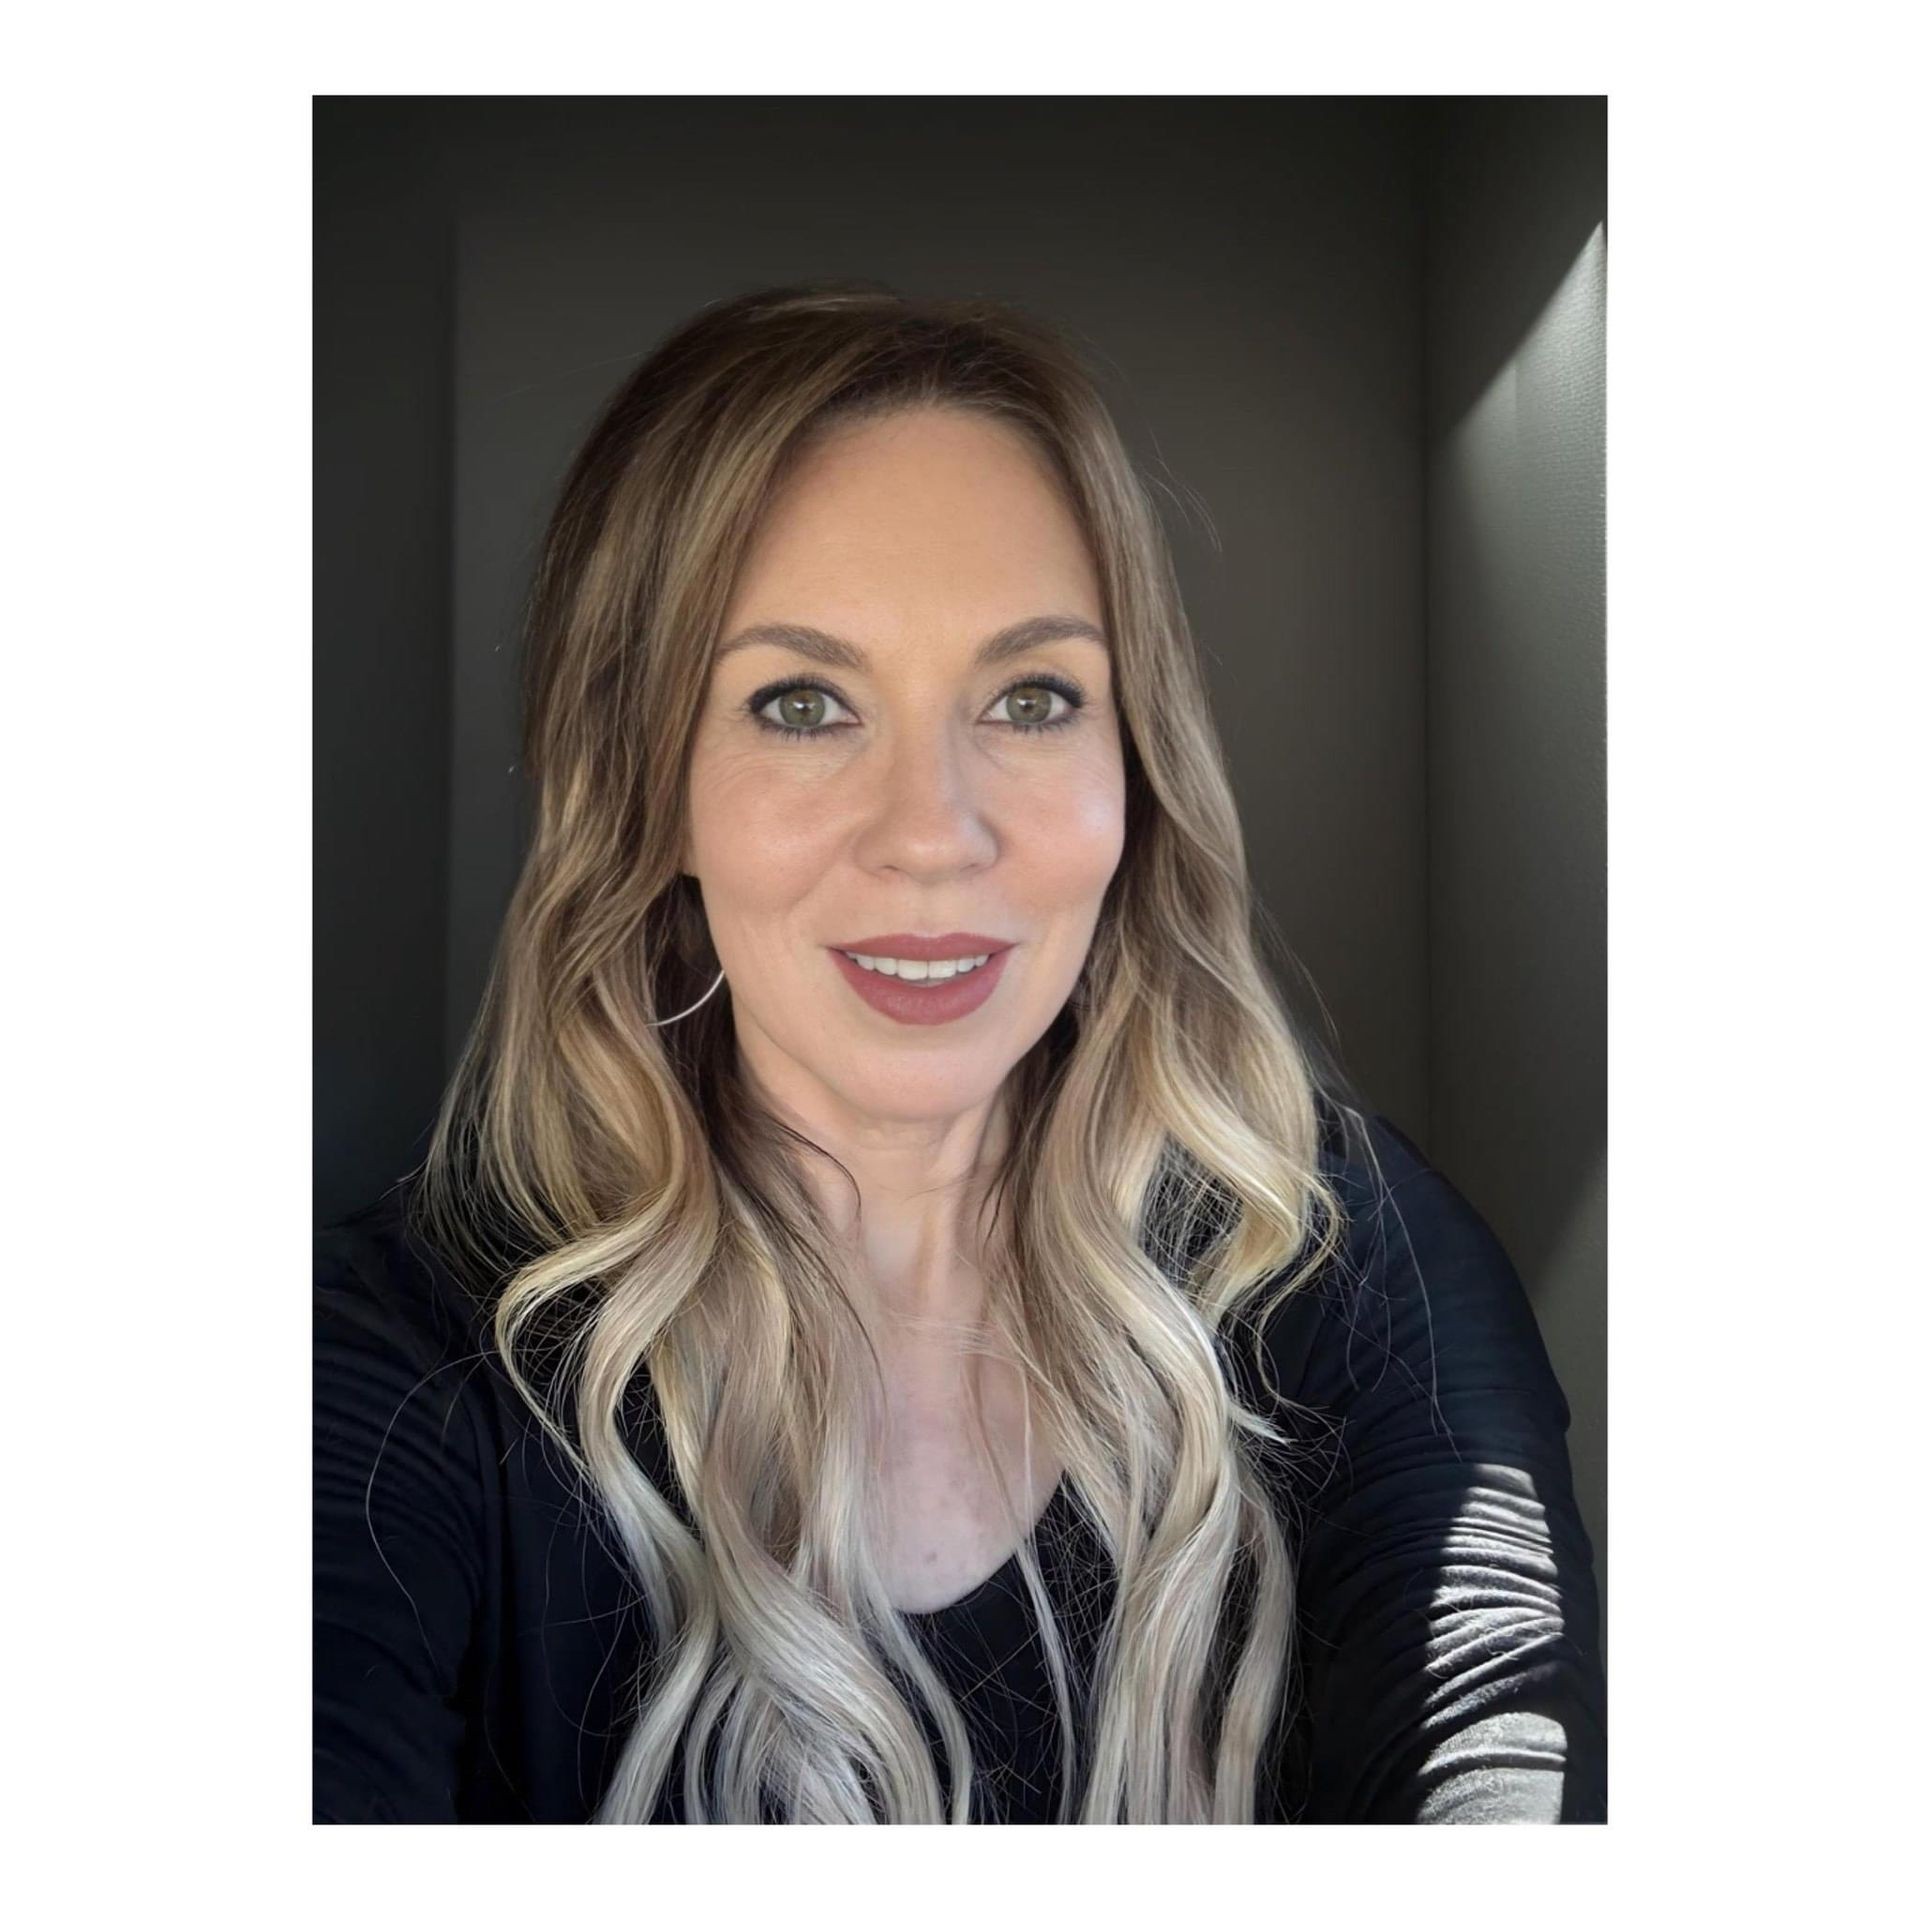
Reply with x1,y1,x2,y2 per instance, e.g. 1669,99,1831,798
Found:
743,672,1089,744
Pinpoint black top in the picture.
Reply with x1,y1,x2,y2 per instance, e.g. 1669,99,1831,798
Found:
314,1105,1606,1823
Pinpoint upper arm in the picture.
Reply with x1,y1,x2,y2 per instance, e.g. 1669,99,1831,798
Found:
313,1254,489,1823
1283,1116,1607,1823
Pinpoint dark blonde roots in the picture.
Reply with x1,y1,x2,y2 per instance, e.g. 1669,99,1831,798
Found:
413,283,1361,1822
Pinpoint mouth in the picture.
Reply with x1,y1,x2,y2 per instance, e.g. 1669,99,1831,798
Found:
827,944,1015,1026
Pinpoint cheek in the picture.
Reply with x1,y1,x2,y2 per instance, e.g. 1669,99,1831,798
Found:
1026,763,1127,897
687,755,840,903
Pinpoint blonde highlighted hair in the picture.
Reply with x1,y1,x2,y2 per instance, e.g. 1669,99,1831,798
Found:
412,282,1364,1822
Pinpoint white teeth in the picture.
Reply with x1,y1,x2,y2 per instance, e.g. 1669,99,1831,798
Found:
844,951,994,981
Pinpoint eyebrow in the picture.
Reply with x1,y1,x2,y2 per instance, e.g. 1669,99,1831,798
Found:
713,612,1109,672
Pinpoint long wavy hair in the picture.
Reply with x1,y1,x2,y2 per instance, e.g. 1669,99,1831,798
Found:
411,282,1368,1823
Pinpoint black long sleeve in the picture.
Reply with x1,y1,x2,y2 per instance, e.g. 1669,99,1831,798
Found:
1259,1112,1607,1821
313,1231,489,1822
312,1105,1606,1822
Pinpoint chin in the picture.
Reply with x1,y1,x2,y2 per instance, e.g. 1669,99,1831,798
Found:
830,1059,1012,1119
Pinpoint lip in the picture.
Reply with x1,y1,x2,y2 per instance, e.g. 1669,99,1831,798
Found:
828,945,1014,1026
829,932,1015,961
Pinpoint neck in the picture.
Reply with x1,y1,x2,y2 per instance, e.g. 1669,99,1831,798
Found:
736,1045,1015,1339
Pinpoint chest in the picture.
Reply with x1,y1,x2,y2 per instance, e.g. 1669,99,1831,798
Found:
868,1355,1065,1614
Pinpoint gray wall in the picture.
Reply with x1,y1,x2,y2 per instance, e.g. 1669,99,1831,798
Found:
314,104,452,1226
1424,98,1608,1663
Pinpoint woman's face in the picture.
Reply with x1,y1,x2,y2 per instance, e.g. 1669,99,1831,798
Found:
683,405,1127,1130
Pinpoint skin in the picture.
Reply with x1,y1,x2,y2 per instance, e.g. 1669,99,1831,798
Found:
680,406,1127,1596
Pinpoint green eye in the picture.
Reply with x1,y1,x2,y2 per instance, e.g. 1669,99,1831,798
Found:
761,685,844,733
993,682,1076,728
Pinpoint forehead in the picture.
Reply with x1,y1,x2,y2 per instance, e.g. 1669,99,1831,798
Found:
724,408,1100,631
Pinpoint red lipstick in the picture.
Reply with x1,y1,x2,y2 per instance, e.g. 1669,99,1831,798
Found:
827,938,1016,1026
830,932,1015,961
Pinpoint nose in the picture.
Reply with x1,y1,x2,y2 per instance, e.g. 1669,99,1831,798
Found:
851,723,1000,876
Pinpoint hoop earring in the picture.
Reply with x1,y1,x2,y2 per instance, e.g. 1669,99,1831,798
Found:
645,967,727,1027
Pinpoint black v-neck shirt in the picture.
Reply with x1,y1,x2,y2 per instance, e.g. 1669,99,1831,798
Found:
314,1104,1606,1823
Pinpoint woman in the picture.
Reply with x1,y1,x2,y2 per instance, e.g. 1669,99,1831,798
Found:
314,283,1606,1823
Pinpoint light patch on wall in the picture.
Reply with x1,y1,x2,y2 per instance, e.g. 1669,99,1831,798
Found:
1454,220,1608,457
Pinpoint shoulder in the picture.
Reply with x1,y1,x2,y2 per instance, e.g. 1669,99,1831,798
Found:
313,1179,675,1511
315,1179,498,1364
313,1178,525,1485
1311,1092,1497,1266
1262,1091,1572,1432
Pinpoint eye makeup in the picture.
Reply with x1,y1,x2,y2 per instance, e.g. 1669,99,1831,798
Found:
741,671,1089,745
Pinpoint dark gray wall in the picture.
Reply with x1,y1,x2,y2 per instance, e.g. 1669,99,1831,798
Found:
1424,97,1608,1662
314,103,453,1226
